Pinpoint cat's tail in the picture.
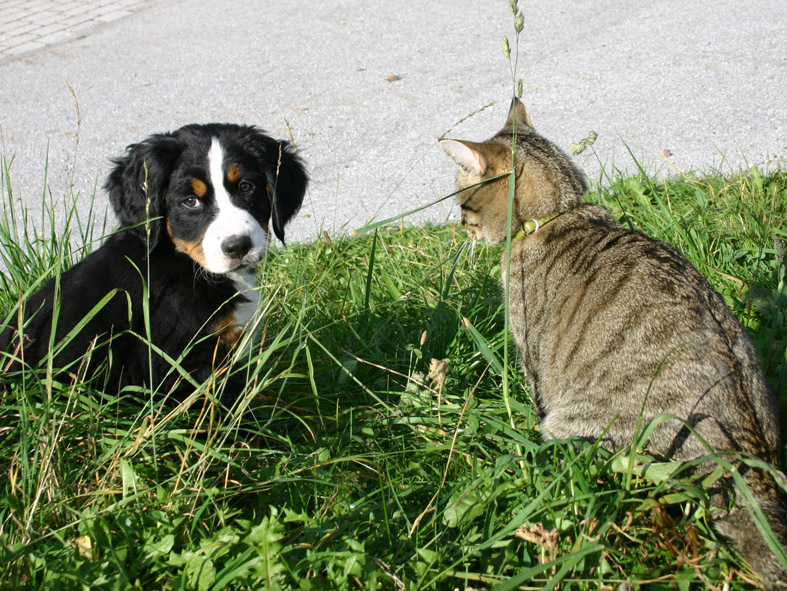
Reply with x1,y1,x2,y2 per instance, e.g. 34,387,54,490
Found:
714,467,787,589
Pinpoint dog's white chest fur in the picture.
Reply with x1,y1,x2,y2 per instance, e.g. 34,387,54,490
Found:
228,268,260,329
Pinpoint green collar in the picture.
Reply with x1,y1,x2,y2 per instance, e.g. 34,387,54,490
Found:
513,212,562,241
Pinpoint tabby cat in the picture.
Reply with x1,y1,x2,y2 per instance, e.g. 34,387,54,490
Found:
440,98,787,588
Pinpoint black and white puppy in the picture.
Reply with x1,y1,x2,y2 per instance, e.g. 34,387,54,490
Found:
0,123,307,401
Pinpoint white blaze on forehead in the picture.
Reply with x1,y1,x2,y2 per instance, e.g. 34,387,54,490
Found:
201,138,268,274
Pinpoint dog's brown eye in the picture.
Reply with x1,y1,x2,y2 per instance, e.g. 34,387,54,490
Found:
238,181,254,195
183,196,201,209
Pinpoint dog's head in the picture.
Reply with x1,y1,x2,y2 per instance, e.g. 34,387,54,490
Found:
104,123,307,273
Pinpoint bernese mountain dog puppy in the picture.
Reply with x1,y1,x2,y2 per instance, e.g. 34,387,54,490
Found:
0,123,307,402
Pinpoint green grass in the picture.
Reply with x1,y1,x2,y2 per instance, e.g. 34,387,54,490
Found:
0,159,785,590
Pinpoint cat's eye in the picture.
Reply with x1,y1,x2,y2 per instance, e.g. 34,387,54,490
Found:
238,181,254,195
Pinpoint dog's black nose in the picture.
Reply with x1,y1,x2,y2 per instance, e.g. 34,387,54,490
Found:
221,235,252,259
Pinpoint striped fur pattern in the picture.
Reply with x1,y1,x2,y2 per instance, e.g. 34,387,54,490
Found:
440,97,787,587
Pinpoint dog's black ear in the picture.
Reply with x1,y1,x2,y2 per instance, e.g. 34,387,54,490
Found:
104,133,183,249
266,139,307,243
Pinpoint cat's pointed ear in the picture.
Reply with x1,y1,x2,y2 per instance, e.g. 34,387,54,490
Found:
439,139,488,175
505,96,534,131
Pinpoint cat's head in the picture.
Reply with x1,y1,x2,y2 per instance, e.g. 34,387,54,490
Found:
440,97,586,244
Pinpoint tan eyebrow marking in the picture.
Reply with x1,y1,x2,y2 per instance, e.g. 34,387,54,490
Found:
227,164,241,183
190,178,207,197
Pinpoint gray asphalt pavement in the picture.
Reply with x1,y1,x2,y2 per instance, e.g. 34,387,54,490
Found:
1,0,785,246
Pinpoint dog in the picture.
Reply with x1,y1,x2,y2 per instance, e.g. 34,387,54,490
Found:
0,123,307,402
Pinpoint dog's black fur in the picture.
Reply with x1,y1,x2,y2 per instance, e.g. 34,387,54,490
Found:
0,124,307,401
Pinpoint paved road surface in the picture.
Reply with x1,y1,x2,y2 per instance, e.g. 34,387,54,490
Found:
0,0,785,246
